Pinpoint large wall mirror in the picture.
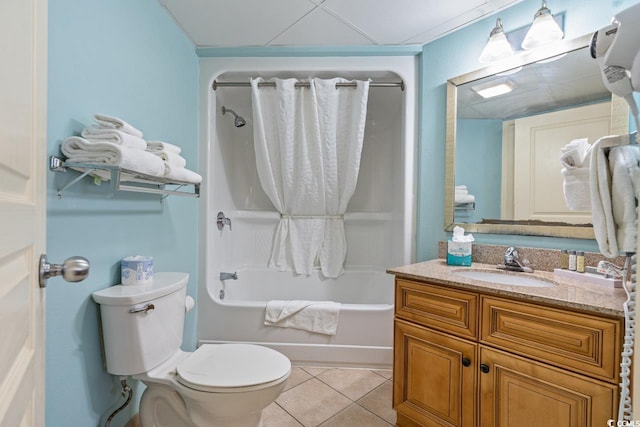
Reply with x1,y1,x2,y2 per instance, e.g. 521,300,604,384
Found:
445,33,630,239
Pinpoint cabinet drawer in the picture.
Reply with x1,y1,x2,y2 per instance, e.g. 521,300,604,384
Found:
395,279,478,339
480,296,622,382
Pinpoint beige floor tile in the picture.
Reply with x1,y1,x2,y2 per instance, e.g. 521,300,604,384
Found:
373,369,393,379
357,380,396,425
277,378,352,427
317,368,386,401
319,403,393,427
263,403,304,427
284,367,313,391
300,366,330,377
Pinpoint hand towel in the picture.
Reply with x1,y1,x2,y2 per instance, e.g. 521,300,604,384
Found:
61,136,165,178
455,185,467,191
589,134,637,258
264,300,340,335
146,140,182,154
163,163,202,184
93,113,143,138
560,138,591,168
455,193,475,204
561,167,591,211
81,127,147,150
150,150,187,168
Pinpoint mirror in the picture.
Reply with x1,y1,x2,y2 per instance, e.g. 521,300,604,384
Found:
445,34,630,238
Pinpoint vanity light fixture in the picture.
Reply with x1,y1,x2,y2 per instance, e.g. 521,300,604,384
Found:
471,79,515,99
478,18,514,63
521,1,564,50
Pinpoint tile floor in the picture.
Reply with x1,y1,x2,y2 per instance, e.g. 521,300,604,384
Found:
263,366,396,427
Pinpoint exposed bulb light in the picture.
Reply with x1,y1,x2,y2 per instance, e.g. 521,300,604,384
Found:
478,18,514,63
472,79,515,99
521,1,564,50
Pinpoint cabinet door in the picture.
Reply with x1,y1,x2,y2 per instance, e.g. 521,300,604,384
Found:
479,346,617,427
394,319,476,427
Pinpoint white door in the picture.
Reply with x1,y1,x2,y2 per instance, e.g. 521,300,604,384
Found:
0,0,47,426
511,102,612,224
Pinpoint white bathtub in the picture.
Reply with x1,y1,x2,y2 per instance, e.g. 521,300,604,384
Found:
199,268,395,368
197,56,417,369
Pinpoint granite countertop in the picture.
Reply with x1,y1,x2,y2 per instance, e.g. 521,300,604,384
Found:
387,259,628,318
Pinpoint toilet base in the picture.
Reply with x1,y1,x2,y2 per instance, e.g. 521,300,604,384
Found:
138,381,282,427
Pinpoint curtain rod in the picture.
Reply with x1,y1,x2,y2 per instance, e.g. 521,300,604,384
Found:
212,80,404,91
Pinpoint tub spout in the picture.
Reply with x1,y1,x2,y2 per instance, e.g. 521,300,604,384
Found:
220,272,238,281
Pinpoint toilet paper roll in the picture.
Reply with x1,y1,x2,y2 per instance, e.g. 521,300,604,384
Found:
121,256,153,286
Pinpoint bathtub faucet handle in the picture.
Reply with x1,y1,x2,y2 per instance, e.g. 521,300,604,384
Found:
216,211,232,231
220,272,238,281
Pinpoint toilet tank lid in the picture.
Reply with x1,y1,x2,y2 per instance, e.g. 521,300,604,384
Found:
92,272,189,305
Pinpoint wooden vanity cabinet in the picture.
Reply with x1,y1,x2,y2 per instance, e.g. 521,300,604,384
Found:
393,278,622,427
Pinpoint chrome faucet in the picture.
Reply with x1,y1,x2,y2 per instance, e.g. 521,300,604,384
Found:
219,271,238,281
497,247,533,273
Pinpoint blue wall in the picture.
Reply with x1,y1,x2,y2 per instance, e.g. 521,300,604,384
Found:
47,0,198,426
456,119,503,223
416,0,640,261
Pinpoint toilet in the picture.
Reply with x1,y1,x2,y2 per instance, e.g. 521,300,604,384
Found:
92,272,291,427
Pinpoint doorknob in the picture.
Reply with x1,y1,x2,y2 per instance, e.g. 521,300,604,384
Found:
39,254,90,288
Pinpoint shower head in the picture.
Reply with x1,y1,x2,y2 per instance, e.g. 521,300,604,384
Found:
221,106,246,127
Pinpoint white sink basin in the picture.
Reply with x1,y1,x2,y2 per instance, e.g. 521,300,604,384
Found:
453,270,556,288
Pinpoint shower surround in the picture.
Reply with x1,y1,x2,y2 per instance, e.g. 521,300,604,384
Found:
198,56,417,368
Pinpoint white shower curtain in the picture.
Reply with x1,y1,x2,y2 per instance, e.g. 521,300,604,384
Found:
250,77,370,278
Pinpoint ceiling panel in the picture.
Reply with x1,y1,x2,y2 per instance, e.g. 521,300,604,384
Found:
159,0,316,47
323,0,487,44
159,0,526,48
270,7,376,46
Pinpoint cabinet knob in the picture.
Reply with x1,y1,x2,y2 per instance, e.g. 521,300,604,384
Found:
462,357,471,367
480,363,490,374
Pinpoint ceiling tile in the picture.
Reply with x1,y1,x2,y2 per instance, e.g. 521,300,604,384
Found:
270,7,377,46
160,0,316,46
322,0,487,45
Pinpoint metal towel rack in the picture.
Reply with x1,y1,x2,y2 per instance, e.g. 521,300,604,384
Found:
49,156,200,200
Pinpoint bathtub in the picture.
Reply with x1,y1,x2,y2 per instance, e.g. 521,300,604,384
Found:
199,268,394,368
197,56,417,369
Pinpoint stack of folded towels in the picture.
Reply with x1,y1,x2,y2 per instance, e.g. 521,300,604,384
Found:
454,185,475,205
560,137,591,211
60,113,202,184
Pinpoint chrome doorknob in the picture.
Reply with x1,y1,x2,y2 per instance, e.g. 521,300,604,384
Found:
39,254,90,288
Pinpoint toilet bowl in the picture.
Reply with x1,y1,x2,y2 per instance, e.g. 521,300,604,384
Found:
92,273,291,427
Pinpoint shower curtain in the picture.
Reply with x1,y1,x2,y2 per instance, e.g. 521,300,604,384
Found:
250,77,370,278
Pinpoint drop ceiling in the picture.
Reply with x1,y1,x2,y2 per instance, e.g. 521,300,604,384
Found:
159,0,523,48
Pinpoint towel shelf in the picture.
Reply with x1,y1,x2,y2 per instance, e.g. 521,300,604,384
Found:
455,202,475,211
49,156,200,199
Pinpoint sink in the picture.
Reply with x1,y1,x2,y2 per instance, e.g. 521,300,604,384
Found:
453,270,556,288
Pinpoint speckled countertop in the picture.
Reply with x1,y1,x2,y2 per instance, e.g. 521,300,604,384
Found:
387,259,627,318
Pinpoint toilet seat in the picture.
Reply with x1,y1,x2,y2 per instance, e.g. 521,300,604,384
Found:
176,343,291,393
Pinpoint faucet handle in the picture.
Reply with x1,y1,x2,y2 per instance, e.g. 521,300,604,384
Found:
216,211,232,231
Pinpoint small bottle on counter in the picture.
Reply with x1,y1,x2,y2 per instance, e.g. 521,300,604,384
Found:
560,249,569,269
568,250,577,271
576,251,585,273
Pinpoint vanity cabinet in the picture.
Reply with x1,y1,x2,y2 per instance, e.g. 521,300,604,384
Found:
393,278,622,427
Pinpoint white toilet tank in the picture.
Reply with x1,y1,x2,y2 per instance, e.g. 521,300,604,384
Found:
92,272,190,376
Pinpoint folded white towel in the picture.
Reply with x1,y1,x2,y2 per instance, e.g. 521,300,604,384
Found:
146,140,182,154
151,150,187,168
163,163,202,184
81,127,147,150
61,136,165,178
561,138,591,168
561,167,591,211
589,134,638,258
264,300,340,336
455,193,475,204
93,113,143,138
455,185,467,191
